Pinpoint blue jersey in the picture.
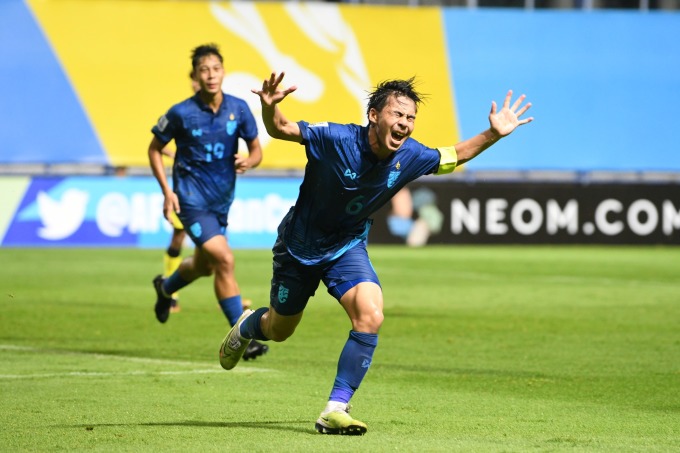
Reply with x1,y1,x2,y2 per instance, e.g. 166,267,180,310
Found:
152,92,258,214
281,121,443,265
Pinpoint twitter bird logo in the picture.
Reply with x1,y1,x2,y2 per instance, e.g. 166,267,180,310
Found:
37,189,89,240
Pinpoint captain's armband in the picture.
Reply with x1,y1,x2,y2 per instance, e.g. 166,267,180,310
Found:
435,146,458,175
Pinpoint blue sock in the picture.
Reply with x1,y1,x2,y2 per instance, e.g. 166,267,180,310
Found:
218,295,243,327
239,307,269,341
329,331,378,404
162,271,190,295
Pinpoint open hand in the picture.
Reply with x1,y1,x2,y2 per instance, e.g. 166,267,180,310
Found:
489,90,533,138
252,72,297,107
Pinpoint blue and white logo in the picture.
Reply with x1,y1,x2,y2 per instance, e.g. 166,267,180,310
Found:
226,120,237,135
361,359,371,369
387,170,401,188
344,169,357,180
278,284,289,303
36,189,89,240
192,129,203,137
190,222,202,238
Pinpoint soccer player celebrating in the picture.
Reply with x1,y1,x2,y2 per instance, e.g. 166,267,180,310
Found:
148,44,268,361
219,72,533,433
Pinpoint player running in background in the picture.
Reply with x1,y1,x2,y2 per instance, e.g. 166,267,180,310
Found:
158,73,199,314
148,44,267,361
158,146,185,313
219,72,533,434
160,145,253,314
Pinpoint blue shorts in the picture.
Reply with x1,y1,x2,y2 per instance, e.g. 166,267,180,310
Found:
269,237,381,316
178,208,227,247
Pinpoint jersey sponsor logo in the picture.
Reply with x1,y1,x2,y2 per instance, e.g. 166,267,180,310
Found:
191,129,203,137
344,169,357,180
157,115,169,132
387,170,401,188
226,120,237,136
277,284,289,303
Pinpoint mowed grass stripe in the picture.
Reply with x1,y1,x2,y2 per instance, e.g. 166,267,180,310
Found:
0,246,678,452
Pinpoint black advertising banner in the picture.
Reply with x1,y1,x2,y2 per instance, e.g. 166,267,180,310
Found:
369,180,680,245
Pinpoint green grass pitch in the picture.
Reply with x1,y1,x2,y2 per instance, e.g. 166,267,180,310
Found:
1,246,679,452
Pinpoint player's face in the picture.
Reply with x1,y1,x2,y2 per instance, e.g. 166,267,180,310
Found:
369,94,417,155
194,54,224,95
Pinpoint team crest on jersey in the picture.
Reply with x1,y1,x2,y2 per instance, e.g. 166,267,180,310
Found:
190,222,202,239
387,171,401,188
278,284,289,303
226,114,237,135
387,161,401,188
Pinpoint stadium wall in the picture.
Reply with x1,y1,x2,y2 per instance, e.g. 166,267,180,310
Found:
1,175,678,247
0,175,300,248
1,1,679,171
371,177,680,245
1,1,678,247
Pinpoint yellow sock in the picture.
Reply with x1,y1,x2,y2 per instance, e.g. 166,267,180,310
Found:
163,254,182,304
163,254,182,278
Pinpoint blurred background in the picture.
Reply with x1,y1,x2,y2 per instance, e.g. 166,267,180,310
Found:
1,0,678,247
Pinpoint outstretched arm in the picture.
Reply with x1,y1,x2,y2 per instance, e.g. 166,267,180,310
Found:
454,90,533,165
252,72,302,143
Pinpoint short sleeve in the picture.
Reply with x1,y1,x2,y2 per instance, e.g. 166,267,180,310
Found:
151,108,180,145
238,100,258,142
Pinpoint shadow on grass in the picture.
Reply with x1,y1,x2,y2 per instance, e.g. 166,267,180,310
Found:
67,420,314,434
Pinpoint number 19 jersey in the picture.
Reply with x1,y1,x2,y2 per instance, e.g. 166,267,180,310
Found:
152,92,258,214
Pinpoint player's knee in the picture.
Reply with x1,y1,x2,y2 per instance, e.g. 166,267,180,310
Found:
215,251,236,274
354,310,384,334
368,311,385,331
194,261,214,277
201,267,214,277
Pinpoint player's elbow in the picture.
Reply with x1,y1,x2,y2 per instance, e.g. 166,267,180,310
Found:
266,122,301,143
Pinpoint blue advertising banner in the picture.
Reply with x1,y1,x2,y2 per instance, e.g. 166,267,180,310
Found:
2,176,300,248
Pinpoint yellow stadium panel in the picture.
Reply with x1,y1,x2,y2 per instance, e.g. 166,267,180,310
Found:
27,1,458,169
342,5,459,149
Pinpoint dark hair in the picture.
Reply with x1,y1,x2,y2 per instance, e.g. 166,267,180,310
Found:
366,77,425,117
191,44,223,71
